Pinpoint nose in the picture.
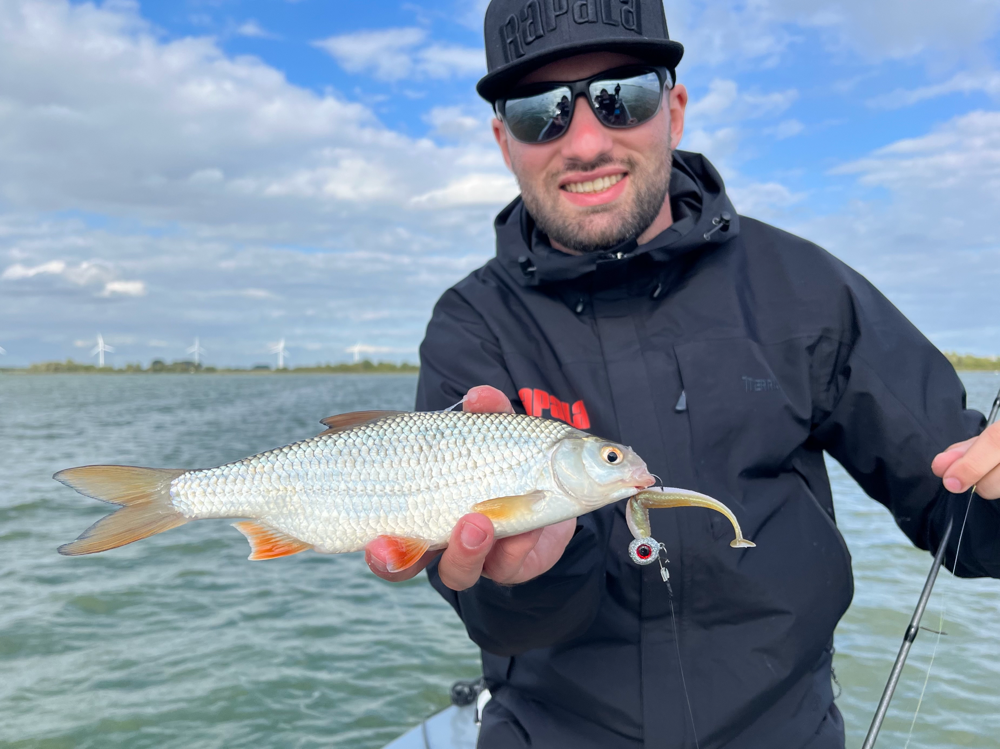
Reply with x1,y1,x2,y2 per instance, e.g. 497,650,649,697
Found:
560,94,615,164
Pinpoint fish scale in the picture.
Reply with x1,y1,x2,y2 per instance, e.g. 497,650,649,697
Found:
168,411,583,552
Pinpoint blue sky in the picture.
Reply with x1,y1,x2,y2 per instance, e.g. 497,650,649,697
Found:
0,0,998,367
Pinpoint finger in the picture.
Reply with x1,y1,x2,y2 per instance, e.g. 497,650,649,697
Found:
942,423,1000,493
436,514,495,591
463,385,514,414
365,541,440,583
931,447,968,477
482,527,545,584
974,464,1000,500
501,519,577,585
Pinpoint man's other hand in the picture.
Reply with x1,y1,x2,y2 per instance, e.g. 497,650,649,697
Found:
365,385,578,588
932,422,1000,500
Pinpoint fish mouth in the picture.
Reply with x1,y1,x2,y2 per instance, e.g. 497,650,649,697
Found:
632,471,656,491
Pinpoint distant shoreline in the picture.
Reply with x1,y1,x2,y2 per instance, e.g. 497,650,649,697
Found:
944,353,1000,371
2,353,998,374
0,359,418,375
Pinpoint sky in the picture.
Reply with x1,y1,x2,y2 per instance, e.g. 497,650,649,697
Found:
0,0,998,368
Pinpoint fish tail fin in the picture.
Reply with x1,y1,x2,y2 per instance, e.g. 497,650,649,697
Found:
55,466,189,556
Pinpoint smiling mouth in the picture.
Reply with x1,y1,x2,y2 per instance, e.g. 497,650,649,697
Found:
562,173,626,195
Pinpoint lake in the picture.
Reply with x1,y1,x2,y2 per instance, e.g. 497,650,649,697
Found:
1,372,998,748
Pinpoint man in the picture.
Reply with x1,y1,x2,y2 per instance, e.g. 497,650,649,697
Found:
367,2,1000,747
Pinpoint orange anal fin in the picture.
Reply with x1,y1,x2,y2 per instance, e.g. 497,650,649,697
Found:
232,521,312,561
377,535,432,573
471,491,547,524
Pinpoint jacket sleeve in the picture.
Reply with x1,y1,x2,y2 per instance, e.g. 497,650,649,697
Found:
810,265,995,578
415,285,608,655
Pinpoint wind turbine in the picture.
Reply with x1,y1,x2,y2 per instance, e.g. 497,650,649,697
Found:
347,342,363,363
91,333,115,368
0,345,6,355
269,338,288,369
186,337,206,366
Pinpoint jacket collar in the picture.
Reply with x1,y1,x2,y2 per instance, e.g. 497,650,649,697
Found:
495,150,739,287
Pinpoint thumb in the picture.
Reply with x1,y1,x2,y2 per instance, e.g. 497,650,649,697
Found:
436,514,496,591
464,386,514,414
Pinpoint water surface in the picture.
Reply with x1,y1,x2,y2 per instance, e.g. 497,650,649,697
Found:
1,373,998,748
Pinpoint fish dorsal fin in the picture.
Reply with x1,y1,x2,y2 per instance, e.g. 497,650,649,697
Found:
232,521,312,560
318,410,405,436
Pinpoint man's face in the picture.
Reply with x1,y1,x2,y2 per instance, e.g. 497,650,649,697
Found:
493,52,688,254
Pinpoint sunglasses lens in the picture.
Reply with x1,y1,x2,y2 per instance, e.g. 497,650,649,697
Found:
588,70,662,128
503,87,573,143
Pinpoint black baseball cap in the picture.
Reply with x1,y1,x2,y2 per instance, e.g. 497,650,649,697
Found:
477,0,684,103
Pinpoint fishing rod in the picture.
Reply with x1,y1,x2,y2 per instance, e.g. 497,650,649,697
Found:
861,383,1000,749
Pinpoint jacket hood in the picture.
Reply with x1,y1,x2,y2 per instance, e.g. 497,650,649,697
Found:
495,150,738,287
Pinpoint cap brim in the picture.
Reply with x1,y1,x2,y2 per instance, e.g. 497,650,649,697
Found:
477,39,684,103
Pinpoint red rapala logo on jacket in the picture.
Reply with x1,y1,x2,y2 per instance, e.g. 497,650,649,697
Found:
518,388,590,430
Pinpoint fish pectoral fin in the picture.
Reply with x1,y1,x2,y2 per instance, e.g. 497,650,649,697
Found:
232,521,312,561
377,536,432,573
318,410,405,436
471,491,548,524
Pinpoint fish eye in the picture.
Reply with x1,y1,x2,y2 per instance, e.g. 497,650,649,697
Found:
601,446,623,465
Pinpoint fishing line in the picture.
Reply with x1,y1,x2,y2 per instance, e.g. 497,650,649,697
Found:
902,487,975,749
903,386,999,748
660,544,702,749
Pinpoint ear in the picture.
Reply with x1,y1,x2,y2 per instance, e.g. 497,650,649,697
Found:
667,83,687,149
492,117,514,171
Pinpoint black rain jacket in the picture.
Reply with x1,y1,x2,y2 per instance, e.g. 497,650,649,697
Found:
415,151,994,749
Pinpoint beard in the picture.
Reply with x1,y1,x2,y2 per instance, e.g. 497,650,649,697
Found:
516,136,673,254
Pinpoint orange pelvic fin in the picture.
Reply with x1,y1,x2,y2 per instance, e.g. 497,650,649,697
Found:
318,410,405,436
377,535,432,573
55,466,189,555
232,521,312,560
471,490,547,524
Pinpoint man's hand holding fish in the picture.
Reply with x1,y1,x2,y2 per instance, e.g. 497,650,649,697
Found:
364,385,577,589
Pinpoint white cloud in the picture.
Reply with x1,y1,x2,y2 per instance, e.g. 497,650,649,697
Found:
2,260,66,279
867,70,1000,110
728,180,805,220
424,106,493,143
313,27,484,82
0,1,510,247
776,109,1000,354
411,174,518,209
2,257,142,297
456,0,491,30
417,45,486,79
681,126,742,171
679,78,799,176
99,280,146,297
314,27,426,81
668,0,1000,69
0,213,491,365
235,20,276,39
830,110,1000,197
686,79,798,125
765,119,805,140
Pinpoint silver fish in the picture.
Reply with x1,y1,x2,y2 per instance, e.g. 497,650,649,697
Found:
57,410,675,571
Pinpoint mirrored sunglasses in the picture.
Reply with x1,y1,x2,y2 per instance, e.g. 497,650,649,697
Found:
496,65,673,145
